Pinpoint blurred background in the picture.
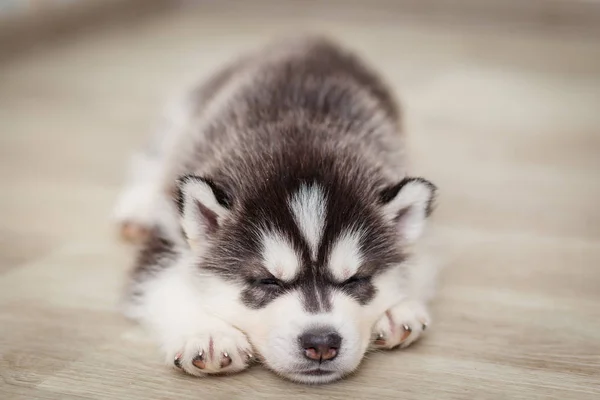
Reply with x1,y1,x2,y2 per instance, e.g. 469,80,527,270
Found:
1,1,599,399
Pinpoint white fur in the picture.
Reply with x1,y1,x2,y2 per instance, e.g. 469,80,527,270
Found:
231,289,370,384
370,235,439,350
112,151,183,242
328,229,364,281
383,180,434,243
261,231,301,281
125,255,253,376
112,152,163,227
289,184,327,260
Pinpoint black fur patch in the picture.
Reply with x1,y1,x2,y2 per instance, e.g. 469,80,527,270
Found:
128,227,178,299
336,277,377,305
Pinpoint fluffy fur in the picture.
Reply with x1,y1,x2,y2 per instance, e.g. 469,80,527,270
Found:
114,35,439,384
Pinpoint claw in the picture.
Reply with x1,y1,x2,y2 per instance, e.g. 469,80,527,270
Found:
192,350,206,369
174,353,182,369
422,322,428,331
400,324,412,342
220,351,232,368
245,351,254,363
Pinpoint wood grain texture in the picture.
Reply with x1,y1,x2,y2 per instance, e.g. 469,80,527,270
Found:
1,3,599,399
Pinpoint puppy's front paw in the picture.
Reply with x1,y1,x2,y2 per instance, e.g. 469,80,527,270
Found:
372,300,430,349
168,326,254,376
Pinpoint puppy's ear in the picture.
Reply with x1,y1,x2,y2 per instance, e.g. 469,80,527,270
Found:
379,177,437,243
175,175,233,249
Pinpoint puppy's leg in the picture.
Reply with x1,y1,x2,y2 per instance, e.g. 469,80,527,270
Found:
112,148,165,243
112,93,191,244
125,232,253,376
113,67,242,244
371,249,438,350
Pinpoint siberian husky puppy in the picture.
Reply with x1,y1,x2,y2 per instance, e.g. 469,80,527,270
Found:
113,36,438,384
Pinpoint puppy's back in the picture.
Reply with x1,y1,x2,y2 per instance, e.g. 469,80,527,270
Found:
162,36,406,193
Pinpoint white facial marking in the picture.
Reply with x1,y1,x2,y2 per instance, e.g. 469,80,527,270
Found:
261,231,301,281
329,230,364,281
289,183,327,260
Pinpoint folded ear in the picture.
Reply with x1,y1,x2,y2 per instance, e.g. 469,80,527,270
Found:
379,177,437,243
175,175,233,249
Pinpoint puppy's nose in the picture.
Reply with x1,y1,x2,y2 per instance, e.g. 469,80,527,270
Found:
299,329,342,362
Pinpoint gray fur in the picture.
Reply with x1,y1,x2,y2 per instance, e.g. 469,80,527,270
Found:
159,35,406,196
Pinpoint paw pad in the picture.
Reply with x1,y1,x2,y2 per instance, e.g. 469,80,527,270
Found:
119,221,152,244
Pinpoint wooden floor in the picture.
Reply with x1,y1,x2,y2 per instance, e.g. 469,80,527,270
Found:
1,3,599,399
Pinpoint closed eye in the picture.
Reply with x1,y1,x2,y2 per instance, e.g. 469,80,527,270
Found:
342,275,371,285
257,278,284,287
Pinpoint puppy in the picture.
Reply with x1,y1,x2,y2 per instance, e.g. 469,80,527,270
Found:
113,36,438,384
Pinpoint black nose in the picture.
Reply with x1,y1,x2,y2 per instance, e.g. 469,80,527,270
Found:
299,328,342,362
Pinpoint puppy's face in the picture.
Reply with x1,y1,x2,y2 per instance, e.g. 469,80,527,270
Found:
177,175,435,383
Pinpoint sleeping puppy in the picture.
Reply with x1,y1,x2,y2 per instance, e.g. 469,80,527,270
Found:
113,35,438,384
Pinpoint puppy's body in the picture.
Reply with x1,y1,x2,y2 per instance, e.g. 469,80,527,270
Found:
115,36,438,384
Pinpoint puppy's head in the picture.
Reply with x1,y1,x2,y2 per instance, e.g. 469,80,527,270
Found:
176,174,436,383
